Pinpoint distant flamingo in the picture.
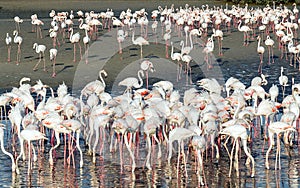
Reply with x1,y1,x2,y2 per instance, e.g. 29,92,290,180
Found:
279,66,288,98
202,35,214,69
257,36,265,73
118,69,144,94
265,35,275,64
5,33,12,62
69,28,82,62
163,29,171,58
14,16,23,33
117,29,127,54
83,27,91,64
140,60,155,89
31,18,44,39
33,43,47,71
13,30,22,65
238,20,251,46
171,42,182,81
212,28,223,55
49,28,60,47
50,48,58,77
132,31,149,59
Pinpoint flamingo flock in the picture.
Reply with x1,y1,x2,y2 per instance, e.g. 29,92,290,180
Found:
0,2,300,186
0,65,298,185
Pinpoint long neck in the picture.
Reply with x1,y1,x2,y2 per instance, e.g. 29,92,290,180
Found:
79,19,83,29
85,28,89,37
99,71,106,87
238,21,242,31
189,32,193,49
132,32,135,43
14,32,18,42
69,28,73,39
137,70,143,87
171,44,174,58
257,37,260,50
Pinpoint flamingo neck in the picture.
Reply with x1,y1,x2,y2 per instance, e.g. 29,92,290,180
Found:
99,71,106,87
137,70,144,87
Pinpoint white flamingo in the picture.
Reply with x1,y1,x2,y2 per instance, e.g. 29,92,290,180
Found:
118,70,144,94
279,66,288,98
13,30,22,65
50,48,58,77
257,36,265,73
69,28,82,62
132,31,149,59
5,33,12,62
83,28,91,64
33,43,47,71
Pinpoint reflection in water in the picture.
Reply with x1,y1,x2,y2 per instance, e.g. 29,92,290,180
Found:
0,121,299,187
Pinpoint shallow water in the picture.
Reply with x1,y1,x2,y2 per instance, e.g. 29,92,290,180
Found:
0,119,299,187
0,4,300,188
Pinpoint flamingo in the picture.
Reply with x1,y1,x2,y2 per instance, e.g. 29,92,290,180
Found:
279,66,288,98
14,16,23,33
0,124,16,173
69,28,82,62
118,69,144,94
202,35,214,69
140,60,155,89
265,122,296,170
181,54,193,85
163,29,171,58
168,127,197,177
5,33,12,62
220,124,255,177
132,31,149,59
13,30,22,65
117,29,127,54
212,28,223,56
16,128,47,174
31,18,44,39
83,27,90,64
171,42,182,81
257,36,265,73
33,43,47,71
265,35,275,64
49,28,60,47
50,48,58,77
238,20,251,46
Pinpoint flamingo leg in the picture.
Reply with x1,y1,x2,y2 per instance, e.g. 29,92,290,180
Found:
52,57,56,77
7,45,11,62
